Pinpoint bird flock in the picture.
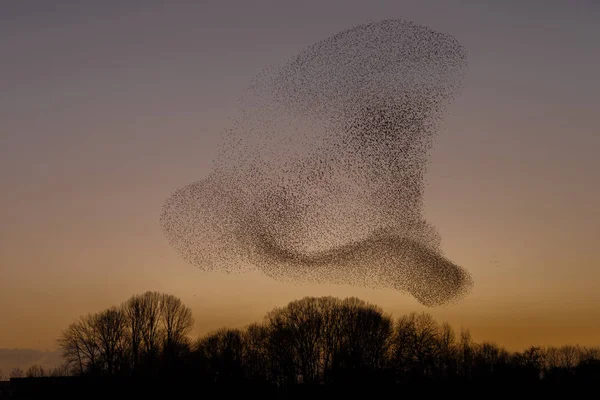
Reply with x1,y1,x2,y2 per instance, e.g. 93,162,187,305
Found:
160,19,473,306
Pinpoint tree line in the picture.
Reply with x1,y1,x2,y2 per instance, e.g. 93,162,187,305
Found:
3,364,70,380
38,292,600,385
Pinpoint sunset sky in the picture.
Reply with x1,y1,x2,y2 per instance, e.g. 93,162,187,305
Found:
1,0,599,364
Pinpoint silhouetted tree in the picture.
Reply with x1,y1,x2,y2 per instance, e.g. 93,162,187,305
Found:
266,297,325,384
94,307,128,375
160,293,194,369
542,345,582,383
578,346,600,363
10,368,23,379
392,312,440,382
457,328,474,380
58,313,101,374
436,322,459,380
575,352,600,383
123,293,146,370
471,341,512,382
138,291,163,368
242,323,271,383
516,346,543,381
25,365,45,378
195,328,245,383
49,364,71,377
327,298,393,384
